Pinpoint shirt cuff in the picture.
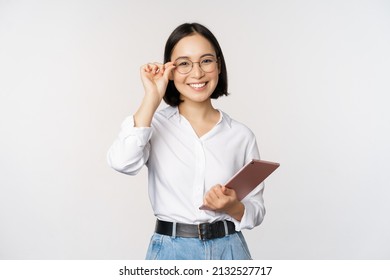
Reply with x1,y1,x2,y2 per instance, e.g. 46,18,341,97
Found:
232,199,265,231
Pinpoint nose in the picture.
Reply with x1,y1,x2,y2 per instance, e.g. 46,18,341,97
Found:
191,62,205,78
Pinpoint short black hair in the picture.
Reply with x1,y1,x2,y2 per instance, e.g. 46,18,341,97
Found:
163,23,229,106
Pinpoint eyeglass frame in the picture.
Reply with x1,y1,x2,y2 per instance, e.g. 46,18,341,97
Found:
173,56,220,74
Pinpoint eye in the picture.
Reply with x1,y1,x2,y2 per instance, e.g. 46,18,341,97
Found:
201,58,214,65
176,60,191,67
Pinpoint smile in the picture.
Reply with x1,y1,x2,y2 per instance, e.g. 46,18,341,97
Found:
188,82,207,89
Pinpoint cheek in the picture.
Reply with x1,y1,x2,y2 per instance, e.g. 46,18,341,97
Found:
173,79,185,94
172,75,186,88
211,73,219,86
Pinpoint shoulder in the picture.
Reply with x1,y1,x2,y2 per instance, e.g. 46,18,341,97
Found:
220,110,256,138
152,106,178,124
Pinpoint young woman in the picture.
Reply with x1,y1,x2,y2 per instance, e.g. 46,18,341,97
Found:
107,23,265,260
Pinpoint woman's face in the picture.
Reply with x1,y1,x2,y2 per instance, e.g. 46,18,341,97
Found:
170,34,220,105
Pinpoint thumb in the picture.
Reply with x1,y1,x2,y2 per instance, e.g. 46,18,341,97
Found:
221,185,230,194
222,186,236,197
163,62,175,80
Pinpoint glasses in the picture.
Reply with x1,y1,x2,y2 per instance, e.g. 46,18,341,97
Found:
174,56,219,74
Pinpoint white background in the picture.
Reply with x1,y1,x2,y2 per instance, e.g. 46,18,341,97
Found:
1,0,389,259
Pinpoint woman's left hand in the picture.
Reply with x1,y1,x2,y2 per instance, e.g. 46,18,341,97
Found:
202,184,245,221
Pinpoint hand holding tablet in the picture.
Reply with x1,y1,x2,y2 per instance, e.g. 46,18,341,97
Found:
199,159,280,210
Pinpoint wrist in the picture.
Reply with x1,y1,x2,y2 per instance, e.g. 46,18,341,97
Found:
143,92,162,109
134,95,161,127
226,201,245,221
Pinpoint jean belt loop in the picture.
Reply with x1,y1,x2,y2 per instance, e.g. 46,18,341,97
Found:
172,222,177,238
223,220,229,236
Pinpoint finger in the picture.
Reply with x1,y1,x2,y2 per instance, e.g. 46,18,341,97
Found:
213,185,226,199
204,192,224,210
222,187,235,199
143,63,158,74
162,62,176,79
163,61,175,69
221,185,231,195
213,185,226,198
141,64,152,73
149,64,159,74
203,195,217,210
207,188,220,201
152,62,164,74
158,61,175,80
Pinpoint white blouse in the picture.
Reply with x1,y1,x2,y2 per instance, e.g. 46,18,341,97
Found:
107,106,265,231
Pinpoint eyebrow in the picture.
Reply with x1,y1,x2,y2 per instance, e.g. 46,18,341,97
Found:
174,53,216,61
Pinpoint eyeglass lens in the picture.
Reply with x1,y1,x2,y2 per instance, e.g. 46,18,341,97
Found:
175,57,217,74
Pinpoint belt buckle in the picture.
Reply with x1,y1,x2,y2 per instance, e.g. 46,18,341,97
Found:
197,223,211,240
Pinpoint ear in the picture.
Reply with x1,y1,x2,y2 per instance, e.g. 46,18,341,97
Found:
218,58,221,74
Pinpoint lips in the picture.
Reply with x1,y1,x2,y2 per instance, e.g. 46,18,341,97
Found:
188,82,207,89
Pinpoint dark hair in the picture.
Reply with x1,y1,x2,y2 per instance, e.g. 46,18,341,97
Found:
163,23,229,106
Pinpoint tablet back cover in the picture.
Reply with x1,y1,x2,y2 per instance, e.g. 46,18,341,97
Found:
226,159,280,200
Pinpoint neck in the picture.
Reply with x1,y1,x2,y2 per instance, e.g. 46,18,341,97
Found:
178,99,217,122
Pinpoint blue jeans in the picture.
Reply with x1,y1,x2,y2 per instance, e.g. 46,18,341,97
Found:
145,231,252,260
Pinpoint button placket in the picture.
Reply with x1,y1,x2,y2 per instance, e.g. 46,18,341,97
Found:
193,139,206,216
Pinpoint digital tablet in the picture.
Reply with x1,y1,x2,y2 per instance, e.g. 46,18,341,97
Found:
199,159,280,210
225,159,280,200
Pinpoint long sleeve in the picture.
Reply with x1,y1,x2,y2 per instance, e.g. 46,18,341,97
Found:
234,136,266,230
107,115,152,175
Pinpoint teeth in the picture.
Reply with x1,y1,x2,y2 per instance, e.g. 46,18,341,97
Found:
189,83,206,88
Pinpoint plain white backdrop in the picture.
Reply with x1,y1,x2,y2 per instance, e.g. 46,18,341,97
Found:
1,0,389,259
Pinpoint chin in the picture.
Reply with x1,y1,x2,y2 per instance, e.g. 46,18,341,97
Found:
180,92,213,104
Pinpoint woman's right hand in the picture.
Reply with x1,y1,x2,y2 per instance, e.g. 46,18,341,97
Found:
140,61,176,104
134,62,175,127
